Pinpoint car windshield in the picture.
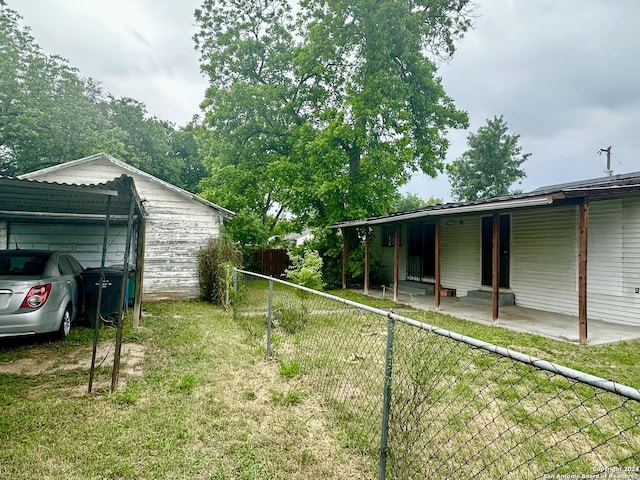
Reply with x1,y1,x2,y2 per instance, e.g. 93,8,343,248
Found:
0,253,49,276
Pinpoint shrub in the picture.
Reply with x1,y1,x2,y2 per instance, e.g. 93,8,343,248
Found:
198,235,242,304
285,249,323,290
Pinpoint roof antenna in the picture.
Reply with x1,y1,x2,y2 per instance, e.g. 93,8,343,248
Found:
598,146,612,176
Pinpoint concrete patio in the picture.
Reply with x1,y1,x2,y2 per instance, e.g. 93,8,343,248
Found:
361,288,640,346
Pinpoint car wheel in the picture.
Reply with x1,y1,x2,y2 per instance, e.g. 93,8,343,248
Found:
58,307,72,339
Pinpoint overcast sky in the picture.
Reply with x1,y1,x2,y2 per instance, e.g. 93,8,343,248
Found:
13,0,640,202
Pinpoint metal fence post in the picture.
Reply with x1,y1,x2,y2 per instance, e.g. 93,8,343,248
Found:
267,279,273,358
233,268,238,298
232,268,238,317
379,316,395,480
225,264,230,308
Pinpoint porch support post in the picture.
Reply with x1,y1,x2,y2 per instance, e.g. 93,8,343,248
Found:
364,228,370,296
341,227,348,289
578,200,589,344
393,225,400,302
435,219,441,310
492,213,500,323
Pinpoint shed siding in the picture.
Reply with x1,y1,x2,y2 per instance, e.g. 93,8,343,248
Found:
23,157,222,298
0,221,6,249
511,206,578,315
441,216,481,296
6,223,130,268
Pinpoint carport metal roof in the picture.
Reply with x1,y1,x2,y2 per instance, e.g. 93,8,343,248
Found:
0,174,146,222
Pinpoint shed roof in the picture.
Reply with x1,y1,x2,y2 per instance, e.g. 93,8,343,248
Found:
19,152,235,219
332,172,640,229
0,174,144,223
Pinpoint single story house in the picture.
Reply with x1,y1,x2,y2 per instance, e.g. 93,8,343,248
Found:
18,153,234,301
332,172,640,343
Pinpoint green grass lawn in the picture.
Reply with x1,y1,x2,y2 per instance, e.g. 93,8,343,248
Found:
237,282,640,478
1,289,638,480
331,289,640,390
0,301,370,480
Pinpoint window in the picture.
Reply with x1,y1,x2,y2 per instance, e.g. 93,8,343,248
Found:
381,226,401,247
58,255,82,276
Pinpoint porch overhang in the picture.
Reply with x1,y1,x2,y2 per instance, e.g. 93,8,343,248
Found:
331,195,555,229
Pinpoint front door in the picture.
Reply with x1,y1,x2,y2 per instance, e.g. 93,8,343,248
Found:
481,215,510,288
407,223,436,282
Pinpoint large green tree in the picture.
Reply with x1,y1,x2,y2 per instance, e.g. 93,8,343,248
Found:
447,115,530,201
391,193,442,213
0,1,208,191
0,2,125,175
194,0,473,244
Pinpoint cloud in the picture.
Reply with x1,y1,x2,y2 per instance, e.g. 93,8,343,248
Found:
15,0,207,125
11,0,640,200
399,0,640,201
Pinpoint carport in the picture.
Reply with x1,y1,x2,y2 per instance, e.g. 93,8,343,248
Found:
0,174,146,326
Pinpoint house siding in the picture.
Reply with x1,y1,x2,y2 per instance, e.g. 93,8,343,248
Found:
588,199,623,297
22,157,223,299
441,216,481,296
588,195,640,326
511,205,578,315
370,224,406,286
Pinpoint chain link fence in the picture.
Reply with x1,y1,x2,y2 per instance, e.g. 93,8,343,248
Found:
232,269,640,479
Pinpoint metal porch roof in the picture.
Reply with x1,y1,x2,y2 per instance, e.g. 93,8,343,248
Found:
331,171,640,229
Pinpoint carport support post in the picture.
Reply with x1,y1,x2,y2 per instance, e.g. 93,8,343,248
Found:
111,192,136,393
435,219,441,310
492,212,500,323
132,217,146,329
89,196,112,393
579,200,589,344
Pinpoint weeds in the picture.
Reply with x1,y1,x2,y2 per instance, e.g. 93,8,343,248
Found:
0,300,368,480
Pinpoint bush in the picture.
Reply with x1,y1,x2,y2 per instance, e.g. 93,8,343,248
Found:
198,235,242,304
285,249,323,290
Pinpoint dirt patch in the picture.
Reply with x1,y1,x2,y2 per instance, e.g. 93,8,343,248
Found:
0,341,145,378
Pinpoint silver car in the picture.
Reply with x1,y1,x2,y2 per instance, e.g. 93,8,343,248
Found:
0,250,84,339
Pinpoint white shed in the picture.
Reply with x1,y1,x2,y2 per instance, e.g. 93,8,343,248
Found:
20,153,234,300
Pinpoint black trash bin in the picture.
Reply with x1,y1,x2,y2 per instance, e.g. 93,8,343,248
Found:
83,267,128,327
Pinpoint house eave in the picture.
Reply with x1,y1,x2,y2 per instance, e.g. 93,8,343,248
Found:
332,196,555,229
19,152,235,219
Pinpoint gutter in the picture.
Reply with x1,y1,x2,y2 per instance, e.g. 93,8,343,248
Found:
332,196,555,228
